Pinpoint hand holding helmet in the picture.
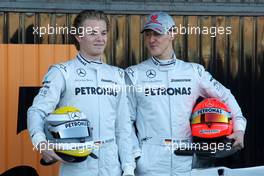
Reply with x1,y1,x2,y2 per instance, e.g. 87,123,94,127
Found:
42,106,94,165
38,141,64,165
227,130,245,150
175,98,242,158
190,98,240,158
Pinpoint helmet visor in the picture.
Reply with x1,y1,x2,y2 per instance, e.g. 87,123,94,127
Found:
191,113,231,124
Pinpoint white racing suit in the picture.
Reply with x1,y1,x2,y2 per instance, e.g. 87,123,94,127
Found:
125,55,247,176
27,53,135,176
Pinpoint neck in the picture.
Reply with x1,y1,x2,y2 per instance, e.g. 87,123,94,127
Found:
155,44,174,60
155,50,174,60
79,50,101,61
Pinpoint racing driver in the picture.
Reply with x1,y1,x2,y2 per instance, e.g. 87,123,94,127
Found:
27,10,135,176
125,12,247,176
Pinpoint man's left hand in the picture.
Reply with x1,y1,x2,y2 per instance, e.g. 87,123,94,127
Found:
227,130,245,150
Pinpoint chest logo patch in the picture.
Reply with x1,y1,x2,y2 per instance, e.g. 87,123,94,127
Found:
76,68,86,77
146,69,156,78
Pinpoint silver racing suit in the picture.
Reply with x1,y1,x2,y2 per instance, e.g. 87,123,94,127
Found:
125,55,247,176
27,53,135,176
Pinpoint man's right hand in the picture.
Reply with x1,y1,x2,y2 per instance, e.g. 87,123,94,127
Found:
38,141,64,164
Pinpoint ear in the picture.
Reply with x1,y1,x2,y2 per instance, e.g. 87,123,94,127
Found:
167,30,175,41
74,35,82,43
170,33,175,41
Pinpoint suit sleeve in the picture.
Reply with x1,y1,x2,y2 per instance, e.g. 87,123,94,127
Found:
193,63,247,132
125,67,141,159
115,69,135,173
27,65,66,147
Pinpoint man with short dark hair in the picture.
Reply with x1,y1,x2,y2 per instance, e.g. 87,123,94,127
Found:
125,12,246,176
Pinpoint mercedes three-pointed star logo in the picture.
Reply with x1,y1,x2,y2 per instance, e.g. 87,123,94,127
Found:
69,112,81,120
146,69,156,78
76,68,86,77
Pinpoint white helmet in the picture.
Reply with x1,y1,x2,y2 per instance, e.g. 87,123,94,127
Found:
44,106,94,162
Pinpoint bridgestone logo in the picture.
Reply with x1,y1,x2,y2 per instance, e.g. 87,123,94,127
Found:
200,129,220,134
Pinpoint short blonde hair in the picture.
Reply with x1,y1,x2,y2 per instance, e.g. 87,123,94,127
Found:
73,10,109,50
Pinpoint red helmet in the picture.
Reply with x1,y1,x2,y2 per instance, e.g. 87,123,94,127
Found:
191,98,233,139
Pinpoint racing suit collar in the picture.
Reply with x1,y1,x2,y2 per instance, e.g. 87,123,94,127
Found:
77,53,103,66
151,54,177,71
